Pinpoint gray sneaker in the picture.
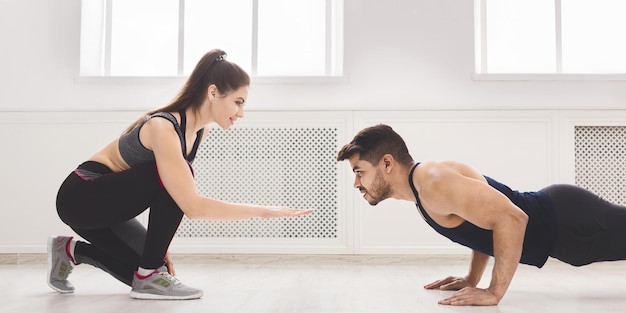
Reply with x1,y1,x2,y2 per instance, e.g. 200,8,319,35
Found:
129,270,203,300
47,236,75,293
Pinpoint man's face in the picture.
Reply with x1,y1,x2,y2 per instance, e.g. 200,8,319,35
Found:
348,155,391,205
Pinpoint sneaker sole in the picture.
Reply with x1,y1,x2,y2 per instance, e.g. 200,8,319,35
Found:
46,236,74,294
129,290,203,300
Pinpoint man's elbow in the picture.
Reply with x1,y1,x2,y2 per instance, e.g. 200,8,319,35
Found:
512,210,528,229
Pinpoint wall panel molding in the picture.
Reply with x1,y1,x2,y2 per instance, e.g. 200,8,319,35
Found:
2,109,625,254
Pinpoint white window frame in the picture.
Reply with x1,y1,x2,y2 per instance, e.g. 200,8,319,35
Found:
79,0,344,83
474,0,626,81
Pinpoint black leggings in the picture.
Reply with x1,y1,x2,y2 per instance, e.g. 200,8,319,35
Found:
56,161,185,286
541,184,626,266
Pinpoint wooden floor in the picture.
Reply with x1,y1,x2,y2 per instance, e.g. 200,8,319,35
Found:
3,254,626,313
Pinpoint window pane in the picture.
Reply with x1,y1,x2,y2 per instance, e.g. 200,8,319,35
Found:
486,0,556,73
110,0,178,76
562,0,626,73
80,0,106,76
184,0,252,75
257,0,326,76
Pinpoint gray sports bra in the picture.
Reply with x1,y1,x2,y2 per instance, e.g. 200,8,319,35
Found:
118,110,204,167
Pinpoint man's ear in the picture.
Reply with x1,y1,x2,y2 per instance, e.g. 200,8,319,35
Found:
382,154,394,173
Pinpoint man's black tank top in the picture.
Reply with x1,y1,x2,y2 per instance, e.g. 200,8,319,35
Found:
408,163,557,268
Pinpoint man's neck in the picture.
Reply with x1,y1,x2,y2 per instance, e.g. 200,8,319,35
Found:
390,165,418,203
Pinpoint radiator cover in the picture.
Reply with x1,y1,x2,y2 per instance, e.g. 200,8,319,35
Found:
575,126,626,205
176,126,340,239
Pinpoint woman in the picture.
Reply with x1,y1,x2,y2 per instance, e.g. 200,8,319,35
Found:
49,49,312,300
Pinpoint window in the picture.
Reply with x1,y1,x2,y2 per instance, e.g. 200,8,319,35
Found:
80,0,343,77
475,0,626,76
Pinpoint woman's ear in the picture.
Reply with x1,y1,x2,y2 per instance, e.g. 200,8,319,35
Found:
207,84,218,101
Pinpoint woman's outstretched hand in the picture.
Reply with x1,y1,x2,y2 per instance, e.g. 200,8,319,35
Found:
260,206,314,218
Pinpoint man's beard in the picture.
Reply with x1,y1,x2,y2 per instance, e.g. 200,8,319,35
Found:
366,170,392,205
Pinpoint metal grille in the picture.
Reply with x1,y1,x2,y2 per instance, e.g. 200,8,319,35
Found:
175,127,339,238
575,126,626,205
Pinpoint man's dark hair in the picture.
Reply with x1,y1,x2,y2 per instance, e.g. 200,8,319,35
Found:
337,124,413,166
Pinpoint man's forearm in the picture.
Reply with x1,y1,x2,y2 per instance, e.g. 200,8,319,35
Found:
466,250,490,287
488,213,527,300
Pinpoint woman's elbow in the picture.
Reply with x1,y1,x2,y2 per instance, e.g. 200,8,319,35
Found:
176,198,203,220
183,208,201,220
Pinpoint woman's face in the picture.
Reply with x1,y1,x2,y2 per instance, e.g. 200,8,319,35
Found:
210,85,248,129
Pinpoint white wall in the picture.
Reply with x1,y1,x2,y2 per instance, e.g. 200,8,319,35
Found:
2,0,624,112
1,0,625,254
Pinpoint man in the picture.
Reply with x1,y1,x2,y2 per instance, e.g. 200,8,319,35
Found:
337,124,626,306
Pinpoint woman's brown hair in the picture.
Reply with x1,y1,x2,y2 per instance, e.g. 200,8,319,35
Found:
124,49,250,133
